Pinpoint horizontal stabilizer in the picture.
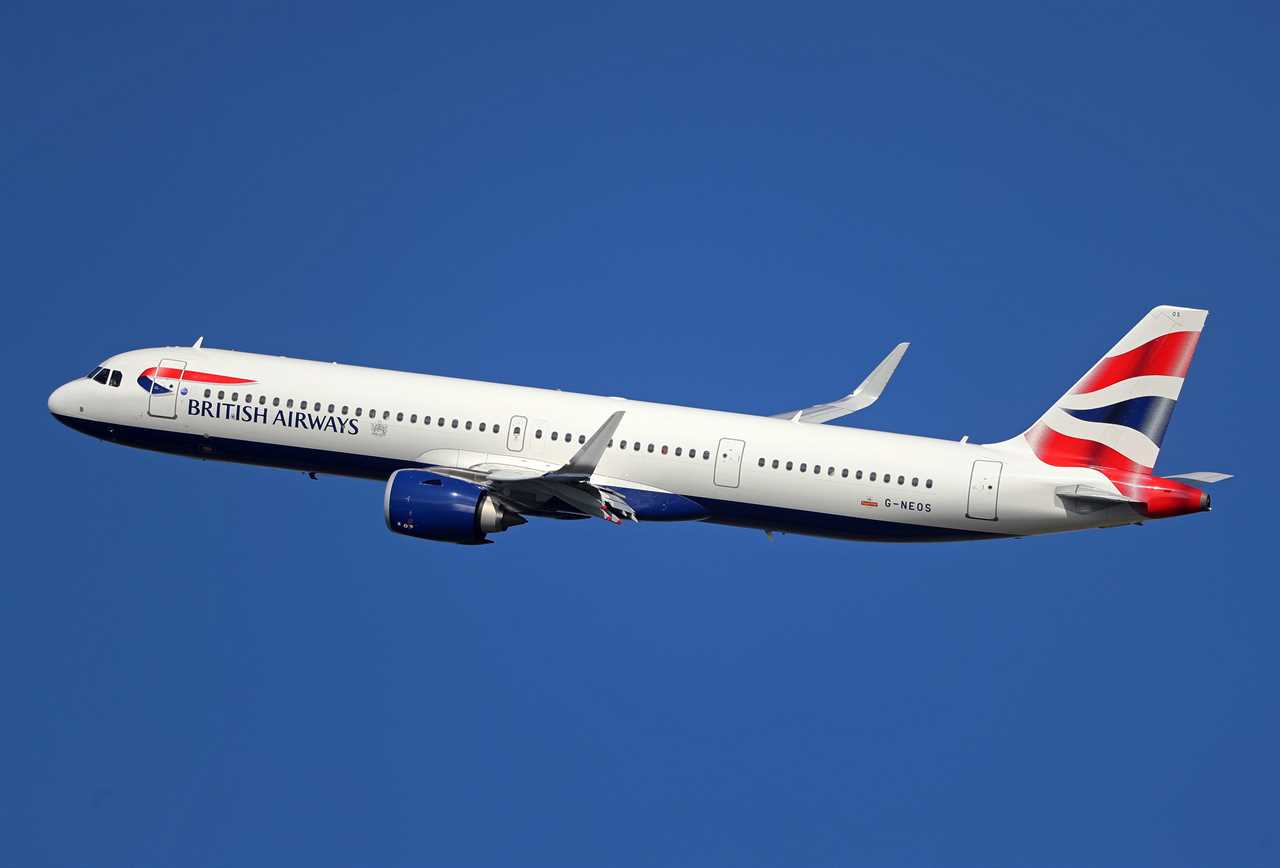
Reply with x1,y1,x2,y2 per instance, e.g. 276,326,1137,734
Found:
772,342,908,424
1165,471,1233,483
1049,483,1141,509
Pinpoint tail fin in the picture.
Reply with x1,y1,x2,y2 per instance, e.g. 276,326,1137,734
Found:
1004,305,1207,475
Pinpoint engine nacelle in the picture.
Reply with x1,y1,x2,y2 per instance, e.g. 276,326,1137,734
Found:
384,469,525,544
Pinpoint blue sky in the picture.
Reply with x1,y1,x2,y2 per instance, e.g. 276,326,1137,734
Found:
3,2,1276,865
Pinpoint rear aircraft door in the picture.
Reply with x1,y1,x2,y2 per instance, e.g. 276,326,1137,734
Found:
507,415,528,452
714,438,746,488
146,358,187,419
966,460,1003,520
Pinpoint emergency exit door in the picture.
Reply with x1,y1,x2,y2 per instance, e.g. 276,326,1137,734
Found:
146,358,187,419
714,438,746,488
966,460,1003,520
507,415,527,452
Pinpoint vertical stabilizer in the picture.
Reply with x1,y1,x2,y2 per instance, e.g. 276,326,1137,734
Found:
998,305,1207,475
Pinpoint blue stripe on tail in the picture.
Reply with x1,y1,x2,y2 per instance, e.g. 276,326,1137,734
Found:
1065,396,1176,446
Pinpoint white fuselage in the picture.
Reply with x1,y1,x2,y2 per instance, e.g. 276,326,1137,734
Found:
49,346,1146,542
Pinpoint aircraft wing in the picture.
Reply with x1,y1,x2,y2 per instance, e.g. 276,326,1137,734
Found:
772,343,909,423
425,411,639,524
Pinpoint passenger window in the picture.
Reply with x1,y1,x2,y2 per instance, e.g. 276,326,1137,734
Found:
786,461,793,471
465,421,471,430
814,465,821,474
551,431,559,441
563,432,570,442
772,459,779,469
702,450,710,460
259,396,266,405
884,473,891,484
423,416,431,425
93,368,110,385
299,400,305,409
493,424,500,434
204,389,211,398
273,397,280,407
828,467,834,476
356,408,363,417
758,458,765,467
912,477,919,487
219,391,226,400
342,406,349,415
329,404,336,413
634,442,641,451
870,472,876,481
382,411,390,420
535,429,542,438
647,444,654,453
856,470,863,480
578,435,585,444
661,445,668,455
396,412,404,422
479,422,486,432
438,417,445,426
926,479,933,489
620,440,627,449
800,463,807,472
449,417,456,427
898,475,905,485
286,398,293,408
841,468,848,478
690,449,697,459
233,393,241,402
244,394,252,403
109,370,122,387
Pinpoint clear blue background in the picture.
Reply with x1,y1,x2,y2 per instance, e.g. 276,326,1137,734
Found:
3,2,1275,865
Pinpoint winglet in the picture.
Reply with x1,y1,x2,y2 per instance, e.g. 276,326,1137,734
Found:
772,342,909,424
556,411,626,477
843,341,909,413
192,336,204,348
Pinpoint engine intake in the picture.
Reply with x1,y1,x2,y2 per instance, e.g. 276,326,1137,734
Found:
384,469,524,544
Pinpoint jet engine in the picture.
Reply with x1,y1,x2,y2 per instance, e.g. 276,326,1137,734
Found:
384,469,525,544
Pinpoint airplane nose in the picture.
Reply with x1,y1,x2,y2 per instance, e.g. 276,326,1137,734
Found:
48,382,75,417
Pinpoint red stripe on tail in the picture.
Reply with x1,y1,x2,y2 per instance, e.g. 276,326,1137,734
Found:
1025,421,1152,498
1072,330,1199,395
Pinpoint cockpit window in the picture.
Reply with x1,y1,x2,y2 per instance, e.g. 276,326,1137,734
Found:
92,368,110,385
87,367,102,379
108,370,122,387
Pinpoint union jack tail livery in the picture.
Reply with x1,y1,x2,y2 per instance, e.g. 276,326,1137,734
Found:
1019,305,1204,475
998,305,1222,518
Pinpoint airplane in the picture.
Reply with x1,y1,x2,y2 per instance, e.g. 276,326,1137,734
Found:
48,305,1229,545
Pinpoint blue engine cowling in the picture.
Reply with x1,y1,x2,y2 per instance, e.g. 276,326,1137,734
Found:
384,469,525,544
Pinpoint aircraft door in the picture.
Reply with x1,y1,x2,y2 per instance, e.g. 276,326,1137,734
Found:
966,460,1003,520
714,438,746,488
507,415,528,452
146,358,187,419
